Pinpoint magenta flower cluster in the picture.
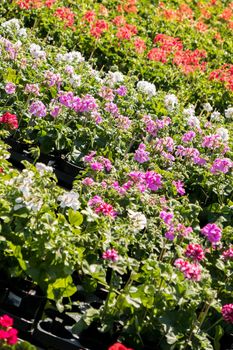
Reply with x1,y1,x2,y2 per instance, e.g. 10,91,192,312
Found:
221,304,233,324
88,195,117,218
174,258,202,281
201,223,222,243
102,249,119,262
83,151,112,172
210,158,232,174
185,243,205,261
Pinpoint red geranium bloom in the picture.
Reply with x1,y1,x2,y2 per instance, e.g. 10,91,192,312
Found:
90,20,109,38
83,10,96,23
0,112,18,129
108,342,133,350
54,7,75,28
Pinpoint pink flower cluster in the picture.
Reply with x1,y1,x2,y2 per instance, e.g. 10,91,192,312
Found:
182,131,196,143
185,243,205,261
128,170,163,192
210,158,232,174
134,143,150,163
143,115,171,136
88,195,117,218
202,134,221,149
201,223,222,243
221,304,233,324
5,82,16,95
0,315,18,346
111,180,133,196
59,91,98,113
176,145,206,165
102,249,119,262
29,100,47,117
174,258,202,281
83,151,112,172
160,210,192,240
222,247,233,260
172,180,185,195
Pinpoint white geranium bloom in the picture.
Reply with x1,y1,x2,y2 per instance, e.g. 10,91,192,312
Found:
216,127,229,142
128,209,147,232
36,163,53,174
225,107,233,120
1,18,20,32
137,80,156,97
69,74,81,88
29,44,46,60
210,111,221,122
56,51,84,64
81,207,99,222
203,103,213,112
187,116,200,128
58,192,80,211
107,71,124,85
183,105,195,118
18,28,27,38
164,94,178,112
25,198,43,212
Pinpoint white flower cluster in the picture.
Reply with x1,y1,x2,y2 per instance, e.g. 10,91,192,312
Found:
183,105,200,128
36,162,53,175
29,43,46,60
106,71,124,87
9,170,43,212
216,127,229,142
164,94,178,112
210,111,221,122
58,192,80,211
56,51,85,64
183,105,195,118
128,209,147,232
69,74,81,88
1,18,27,38
137,80,156,97
203,103,213,112
225,107,233,120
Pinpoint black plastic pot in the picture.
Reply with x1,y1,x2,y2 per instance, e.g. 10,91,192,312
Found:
5,137,29,153
56,159,83,178
33,315,85,350
0,278,46,332
220,334,233,350
78,323,118,350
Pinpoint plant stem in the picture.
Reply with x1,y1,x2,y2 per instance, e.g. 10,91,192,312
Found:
204,317,222,333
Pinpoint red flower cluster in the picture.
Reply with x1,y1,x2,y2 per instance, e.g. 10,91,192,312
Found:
161,3,194,22
148,34,183,63
134,37,146,54
116,23,138,40
83,10,96,23
16,0,55,9
0,112,18,129
108,342,133,350
0,315,18,346
90,20,109,38
209,64,233,91
112,16,126,27
219,6,233,21
54,7,75,28
117,0,137,14
173,49,207,74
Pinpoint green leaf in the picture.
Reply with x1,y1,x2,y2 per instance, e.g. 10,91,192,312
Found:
47,275,77,300
214,325,224,350
68,209,83,227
